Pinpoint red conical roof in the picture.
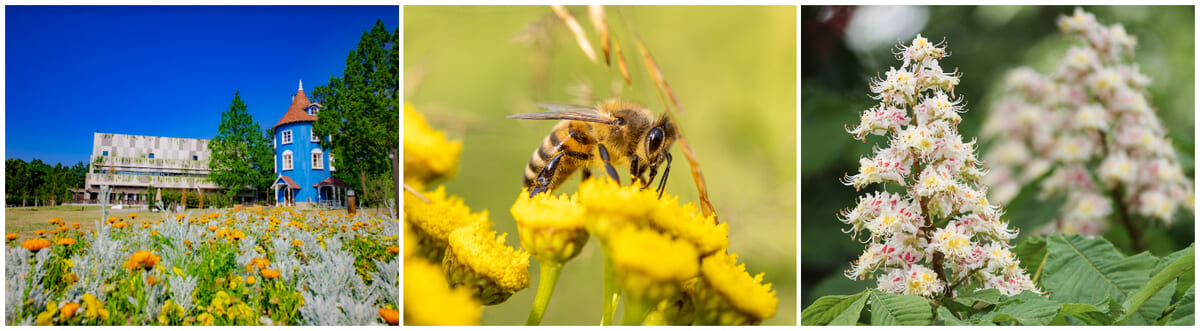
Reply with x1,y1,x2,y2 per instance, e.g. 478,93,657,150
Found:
273,81,318,131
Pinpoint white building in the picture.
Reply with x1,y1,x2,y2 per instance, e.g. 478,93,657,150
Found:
74,132,224,204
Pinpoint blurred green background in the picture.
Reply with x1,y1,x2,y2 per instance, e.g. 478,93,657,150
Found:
801,5,1194,310
405,6,797,325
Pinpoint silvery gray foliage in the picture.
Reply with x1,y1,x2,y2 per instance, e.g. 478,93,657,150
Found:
295,234,382,325
22,249,54,318
83,220,126,302
6,247,33,324
168,274,200,313
371,258,399,306
142,275,169,324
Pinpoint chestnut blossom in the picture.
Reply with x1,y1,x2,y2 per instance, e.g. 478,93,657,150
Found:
982,8,1192,236
840,34,1037,298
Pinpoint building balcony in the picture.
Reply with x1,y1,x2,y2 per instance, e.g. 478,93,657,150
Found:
92,156,210,172
86,173,222,190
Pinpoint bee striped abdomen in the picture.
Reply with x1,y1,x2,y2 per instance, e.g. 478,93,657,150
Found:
523,121,595,189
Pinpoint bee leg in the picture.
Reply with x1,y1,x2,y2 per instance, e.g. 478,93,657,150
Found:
629,155,641,186
655,153,672,199
598,144,621,185
531,151,567,197
641,164,658,190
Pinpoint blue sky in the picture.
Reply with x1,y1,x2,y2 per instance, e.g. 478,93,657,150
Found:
5,5,398,166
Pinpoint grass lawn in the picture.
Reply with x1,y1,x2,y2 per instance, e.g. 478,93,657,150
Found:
5,205,372,241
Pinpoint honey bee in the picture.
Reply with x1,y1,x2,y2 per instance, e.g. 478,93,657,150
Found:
509,100,676,198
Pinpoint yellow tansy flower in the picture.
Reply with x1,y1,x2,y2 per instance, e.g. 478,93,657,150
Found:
404,185,489,262
649,195,729,255
404,103,463,183
608,226,699,301
404,258,482,325
511,189,589,263
694,252,778,325
443,222,531,305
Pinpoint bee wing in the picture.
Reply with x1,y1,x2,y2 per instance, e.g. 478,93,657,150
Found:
508,103,617,124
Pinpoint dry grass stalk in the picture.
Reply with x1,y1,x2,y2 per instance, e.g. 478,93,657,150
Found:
589,5,611,67
550,5,597,63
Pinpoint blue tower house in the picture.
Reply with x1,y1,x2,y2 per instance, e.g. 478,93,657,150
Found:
271,81,348,207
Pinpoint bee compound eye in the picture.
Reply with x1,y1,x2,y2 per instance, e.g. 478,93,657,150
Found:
647,127,664,153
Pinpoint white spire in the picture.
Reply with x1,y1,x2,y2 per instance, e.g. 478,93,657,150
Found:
299,80,303,91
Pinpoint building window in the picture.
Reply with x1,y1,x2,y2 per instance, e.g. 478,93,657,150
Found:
102,151,108,156
329,154,335,172
306,104,319,116
282,150,293,171
274,154,278,174
312,149,323,170
273,137,276,148
149,153,155,159
192,155,198,161
282,130,293,144
311,132,320,142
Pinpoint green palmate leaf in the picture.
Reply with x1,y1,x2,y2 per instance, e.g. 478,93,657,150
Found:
981,290,1060,326
800,290,868,326
1167,286,1194,326
1012,236,1048,286
1160,244,1197,302
868,290,932,326
1043,234,1159,303
1050,296,1121,326
1118,246,1194,325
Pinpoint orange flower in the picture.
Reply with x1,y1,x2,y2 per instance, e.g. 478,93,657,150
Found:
146,274,159,286
208,226,218,232
261,268,280,279
58,226,70,232
379,308,399,325
231,230,246,240
71,222,81,228
107,217,118,223
35,230,47,236
5,233,17,241
292,239,304,247
123,250,160,271
142,223,150,229
386,246,400,254
246,276,256,285
61,302,80,319
64,273,78,284
113,222,127,229
57,238,76,246
22,238,52,252
129,214,138,219
150,230,160,236
49,218,62,224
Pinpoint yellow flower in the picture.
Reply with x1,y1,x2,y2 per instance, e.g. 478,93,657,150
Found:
82,293,110,321
35,230,47,236
578,177,660,222
37,300,58,325
71,222,81,228
608,226,699,301
694,252,778,325
49,218,63,224
57,238,76,246
60,302,80,319
650,195,729,255
443,222,530,305
261,268,280,279
6,233,19,240
404,186,489,262
113,222,127,229
404,258,481,325
129,214,138,219
106,217,118,223
292,239,304,247
22,238,52,252
404,103,463,183
123,250,160,271
379,308,400,325
511,189,589,263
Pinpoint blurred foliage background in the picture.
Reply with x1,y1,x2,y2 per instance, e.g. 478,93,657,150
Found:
405,6,796,325
801,6,1194,309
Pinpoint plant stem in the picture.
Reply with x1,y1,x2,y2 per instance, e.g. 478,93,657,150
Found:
526,261,564,326
1111,186,1145,252
601,254,620,326
622,296,652,326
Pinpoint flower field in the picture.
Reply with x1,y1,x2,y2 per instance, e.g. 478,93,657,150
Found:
5,207,399,325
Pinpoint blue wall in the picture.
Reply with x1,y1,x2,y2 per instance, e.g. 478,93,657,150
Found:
274,121,331,204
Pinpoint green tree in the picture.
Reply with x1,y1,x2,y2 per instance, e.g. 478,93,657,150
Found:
6,158,28,206
207,91,274,203
312,20,399,206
